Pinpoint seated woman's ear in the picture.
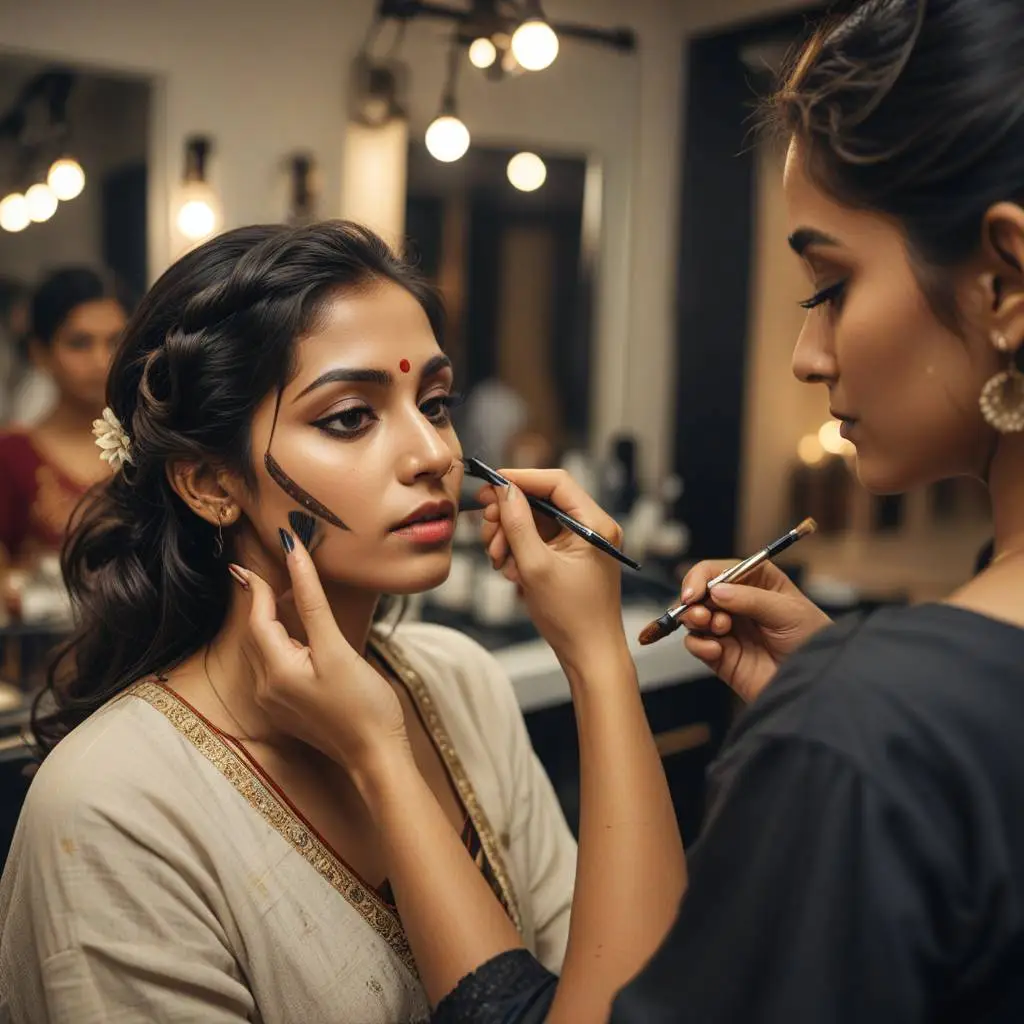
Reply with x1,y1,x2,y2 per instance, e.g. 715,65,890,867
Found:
166,460,240,531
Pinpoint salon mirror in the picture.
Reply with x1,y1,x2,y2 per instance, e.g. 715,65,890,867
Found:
0,52,150,299
404,141,598,471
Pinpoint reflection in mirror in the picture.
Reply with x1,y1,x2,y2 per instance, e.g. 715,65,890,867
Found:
0,54,149,677
404,142,597,472
0,55,149,295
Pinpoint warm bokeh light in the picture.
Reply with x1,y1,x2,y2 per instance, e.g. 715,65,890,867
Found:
511,18,559,71
47,158,85,201
507,152,547,192
818,419,854,456
25,183,58,223
0,193,30,233
468,37,497,69
797,433,826,466
425,114,470,163
177,198,217,240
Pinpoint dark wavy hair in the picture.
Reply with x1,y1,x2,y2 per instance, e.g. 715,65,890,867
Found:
770,0,1024,320
33,221,445,755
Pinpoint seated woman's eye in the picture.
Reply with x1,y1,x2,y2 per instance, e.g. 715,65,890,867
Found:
421,392,464,425
314,406,376,437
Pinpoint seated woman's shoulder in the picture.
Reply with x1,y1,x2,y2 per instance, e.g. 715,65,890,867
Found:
19,686,196,828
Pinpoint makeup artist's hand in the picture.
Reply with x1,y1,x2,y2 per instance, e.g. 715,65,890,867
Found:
677,561,831,702
230,536,410,774
478,469,627,672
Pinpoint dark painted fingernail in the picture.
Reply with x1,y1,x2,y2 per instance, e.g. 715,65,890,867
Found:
288,510,316,550
228,563,249,589
279,528,295,554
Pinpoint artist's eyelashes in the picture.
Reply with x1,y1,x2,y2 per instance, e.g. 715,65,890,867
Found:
799,279,848,312
313,392,464,439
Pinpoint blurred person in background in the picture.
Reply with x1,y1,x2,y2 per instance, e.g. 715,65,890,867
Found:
0,267,131,604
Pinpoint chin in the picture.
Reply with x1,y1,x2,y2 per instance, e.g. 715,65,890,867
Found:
852,451,928,496
373,551,454,596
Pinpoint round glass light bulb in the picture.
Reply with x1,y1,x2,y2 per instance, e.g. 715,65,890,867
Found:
468,37,497,69
25,183,58,222
511,19,559,71
0,193,30,233
425,115,470,163
47,158,85,201
507,151,547,192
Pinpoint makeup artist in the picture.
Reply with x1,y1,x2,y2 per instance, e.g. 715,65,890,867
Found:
246,0,1024,1020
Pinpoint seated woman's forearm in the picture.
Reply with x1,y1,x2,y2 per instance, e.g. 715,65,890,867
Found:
352,746,524,1006
547,641,686,1024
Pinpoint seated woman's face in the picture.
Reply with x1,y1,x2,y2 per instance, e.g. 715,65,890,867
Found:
242,280,464,596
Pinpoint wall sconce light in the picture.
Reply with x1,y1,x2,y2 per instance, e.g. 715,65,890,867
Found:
351,54,407,128
511,3,559,72
176,135,219,242
287,153,318,225
426,35,470,163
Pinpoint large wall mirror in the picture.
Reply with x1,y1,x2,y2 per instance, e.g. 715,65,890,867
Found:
0,54,150,297
404,141,599,469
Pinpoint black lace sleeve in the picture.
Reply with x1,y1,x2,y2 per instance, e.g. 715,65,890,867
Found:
432,950,558,1024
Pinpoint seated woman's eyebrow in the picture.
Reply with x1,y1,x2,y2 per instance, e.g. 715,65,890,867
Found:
293,356,453,402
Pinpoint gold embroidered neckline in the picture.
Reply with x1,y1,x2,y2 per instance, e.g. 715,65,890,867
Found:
122,631,522,978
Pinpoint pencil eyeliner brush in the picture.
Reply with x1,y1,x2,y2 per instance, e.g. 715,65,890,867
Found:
637,518,818,646
461,456,642,572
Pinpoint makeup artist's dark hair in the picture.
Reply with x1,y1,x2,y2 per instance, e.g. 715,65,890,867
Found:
31,265,132,346
769,0,1024,317
33,221,445,754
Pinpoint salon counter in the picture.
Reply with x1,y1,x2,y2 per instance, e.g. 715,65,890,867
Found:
492,604,709,713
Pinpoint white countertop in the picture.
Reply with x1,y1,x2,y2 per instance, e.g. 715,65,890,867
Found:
492,604,711,713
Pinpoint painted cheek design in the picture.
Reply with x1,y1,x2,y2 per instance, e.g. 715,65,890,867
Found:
264,452,350,531
287,509,318,550
399,358,410,373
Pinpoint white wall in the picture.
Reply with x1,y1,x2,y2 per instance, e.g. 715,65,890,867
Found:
0,0,815,486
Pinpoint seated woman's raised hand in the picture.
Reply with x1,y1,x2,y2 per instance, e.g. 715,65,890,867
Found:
477,469,628,673
229,533,410,775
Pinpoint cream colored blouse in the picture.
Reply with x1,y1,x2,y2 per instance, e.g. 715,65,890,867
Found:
0,624,577,1023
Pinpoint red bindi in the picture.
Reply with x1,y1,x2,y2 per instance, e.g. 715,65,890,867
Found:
399,358,411,373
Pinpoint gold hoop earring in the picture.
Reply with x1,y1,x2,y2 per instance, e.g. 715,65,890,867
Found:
980,332,1024,434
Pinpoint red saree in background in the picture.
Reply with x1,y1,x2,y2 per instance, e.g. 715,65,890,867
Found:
0,429,89,567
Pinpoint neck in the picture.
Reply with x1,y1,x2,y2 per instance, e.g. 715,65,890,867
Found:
986,433,1024,560
205,552,382,747
42,396,103,433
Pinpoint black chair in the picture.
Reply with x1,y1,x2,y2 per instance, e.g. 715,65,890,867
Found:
0,733,39,870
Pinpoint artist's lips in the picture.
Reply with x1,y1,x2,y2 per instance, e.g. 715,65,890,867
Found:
831,410,857,440
390,500,456,543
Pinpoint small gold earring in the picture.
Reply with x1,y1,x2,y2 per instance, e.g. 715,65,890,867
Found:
980,332,1024,434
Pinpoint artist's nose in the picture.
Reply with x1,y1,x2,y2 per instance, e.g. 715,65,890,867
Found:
396,413,456,484
792,318,838,386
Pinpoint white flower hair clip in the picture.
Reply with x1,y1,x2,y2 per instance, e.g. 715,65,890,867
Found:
92,406,133,472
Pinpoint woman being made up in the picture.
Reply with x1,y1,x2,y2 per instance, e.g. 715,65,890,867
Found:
0,223,595,1022
225,0,1024,1020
